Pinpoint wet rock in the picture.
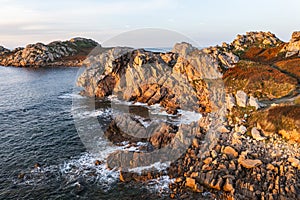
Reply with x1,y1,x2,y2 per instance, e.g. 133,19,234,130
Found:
149,123,177,149
18,173,25,179
94,160,103,166
34,163,41,168
104,116,147,144
119,171,133,182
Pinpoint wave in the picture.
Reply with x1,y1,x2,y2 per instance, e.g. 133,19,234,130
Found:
58,93,85,99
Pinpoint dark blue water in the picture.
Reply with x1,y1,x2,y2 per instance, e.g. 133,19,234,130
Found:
0,66,171,200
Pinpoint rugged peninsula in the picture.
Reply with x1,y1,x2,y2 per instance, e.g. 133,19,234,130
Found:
77,31,300,200
0,37,98,67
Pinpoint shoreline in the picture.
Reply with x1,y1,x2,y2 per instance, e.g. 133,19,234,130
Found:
1,31,300,199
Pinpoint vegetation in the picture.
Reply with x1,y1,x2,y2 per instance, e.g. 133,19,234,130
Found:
240,44,286,64
275,58,300,79
248,105,300,142
223,60,298,100
295,96,300,105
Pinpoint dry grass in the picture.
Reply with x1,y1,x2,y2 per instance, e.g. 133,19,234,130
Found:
275,58,300,79
240,44,286,64
223,60,298,100
249,105,300,143
295,96,300,105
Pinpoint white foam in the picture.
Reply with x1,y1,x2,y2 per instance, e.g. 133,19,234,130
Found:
128,161,170,173
59,153,119,191
109,98,202,125
58,93,85,99
145,175,174,195
72,108,112,119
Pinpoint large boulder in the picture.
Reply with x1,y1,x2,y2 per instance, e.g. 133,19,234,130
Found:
284,31,300,57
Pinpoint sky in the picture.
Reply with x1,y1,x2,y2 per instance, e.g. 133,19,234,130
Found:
1,0,300,49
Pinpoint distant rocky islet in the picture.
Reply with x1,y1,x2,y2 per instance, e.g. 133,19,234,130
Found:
0,37,98,67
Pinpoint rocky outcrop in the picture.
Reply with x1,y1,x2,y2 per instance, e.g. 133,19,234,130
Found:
0,37,98,67
78,43,226,114
231,31,283,52
202,44,239,70
283,31,300,57
0,46,10,55
226,90,263,111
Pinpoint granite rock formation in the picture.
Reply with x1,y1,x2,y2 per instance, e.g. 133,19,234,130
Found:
0,37,98,67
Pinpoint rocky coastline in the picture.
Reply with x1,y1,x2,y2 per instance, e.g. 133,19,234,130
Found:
3,31,300,199
77,31,300,200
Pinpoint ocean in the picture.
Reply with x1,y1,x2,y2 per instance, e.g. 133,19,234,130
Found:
0,66,173,200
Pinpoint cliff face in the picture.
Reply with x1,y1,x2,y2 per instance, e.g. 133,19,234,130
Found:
77,43,230,114
0,37,99,67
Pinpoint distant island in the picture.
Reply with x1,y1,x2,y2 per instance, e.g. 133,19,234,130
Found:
0,37,98,67
2,31,300,199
